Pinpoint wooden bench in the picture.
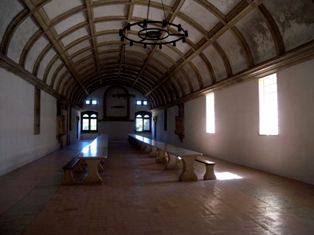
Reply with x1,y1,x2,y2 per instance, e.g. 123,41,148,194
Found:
195,158,216,180
62,157,81,185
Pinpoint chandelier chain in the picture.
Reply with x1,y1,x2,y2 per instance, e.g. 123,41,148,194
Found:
147,0,151,21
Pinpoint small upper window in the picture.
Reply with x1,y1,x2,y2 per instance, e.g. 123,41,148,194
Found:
136,100,148,106
85,99,98,105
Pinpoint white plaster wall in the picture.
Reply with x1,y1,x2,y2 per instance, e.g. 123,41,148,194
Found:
0,68,58,176
81,86,151,140
99,121,134,141
153,59,314,184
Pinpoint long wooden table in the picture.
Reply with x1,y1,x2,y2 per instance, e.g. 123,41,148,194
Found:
128,134,203,181
79,134,108,184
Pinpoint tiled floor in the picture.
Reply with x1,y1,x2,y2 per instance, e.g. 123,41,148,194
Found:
1,141,314,235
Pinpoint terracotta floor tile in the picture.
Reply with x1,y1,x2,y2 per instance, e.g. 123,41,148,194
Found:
1,141,314,235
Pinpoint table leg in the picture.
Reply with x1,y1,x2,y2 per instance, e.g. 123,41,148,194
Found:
84,159,103,184
179,156,198,181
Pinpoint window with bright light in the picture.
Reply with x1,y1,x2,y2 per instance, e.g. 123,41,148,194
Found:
81,111,98,133
136,100,148,106
90,114,97,130
259,73,278,135
85,99,97,105
136,115,143,131
82,114,89,131
206,92,215,134
135,111,151,132
143,115,150,131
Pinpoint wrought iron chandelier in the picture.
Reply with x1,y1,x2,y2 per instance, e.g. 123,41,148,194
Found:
119,0,188,49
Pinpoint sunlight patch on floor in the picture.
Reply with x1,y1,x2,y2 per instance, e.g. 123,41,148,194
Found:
216,171,243,180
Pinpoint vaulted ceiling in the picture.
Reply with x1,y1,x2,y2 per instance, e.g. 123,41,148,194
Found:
0,0,313,108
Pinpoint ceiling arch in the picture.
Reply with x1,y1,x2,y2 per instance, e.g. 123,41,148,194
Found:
0,0,313,108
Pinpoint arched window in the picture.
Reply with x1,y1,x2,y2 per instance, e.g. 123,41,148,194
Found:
81,111,98,133
135,111,151,132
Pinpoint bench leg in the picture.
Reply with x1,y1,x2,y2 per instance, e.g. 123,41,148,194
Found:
84,159,103,184
165,153,177,169
156,149,167,164
204,165,216,180
63,170,76,185
179,156,198,181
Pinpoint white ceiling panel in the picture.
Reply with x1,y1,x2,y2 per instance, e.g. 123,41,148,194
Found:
98,44,120,52
67,40,91,55
217,30,248,74
133,4,164,21
158,45,181,62
7,17,39,63
0,0,23,42
207,0,241,15
183,63,200,91
53,66,67,88
181,1,219,31
61,27,89,46
192,55,212,87
25,36,49,73
203,45,227,81
37,48,57,80
96,34,120,43
151,0,176,7
43,0,82,20
72,50,93,63
54,12,86,35
173,17,203,44
93,4,127,18
46,59,62,85
95,21,124,32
